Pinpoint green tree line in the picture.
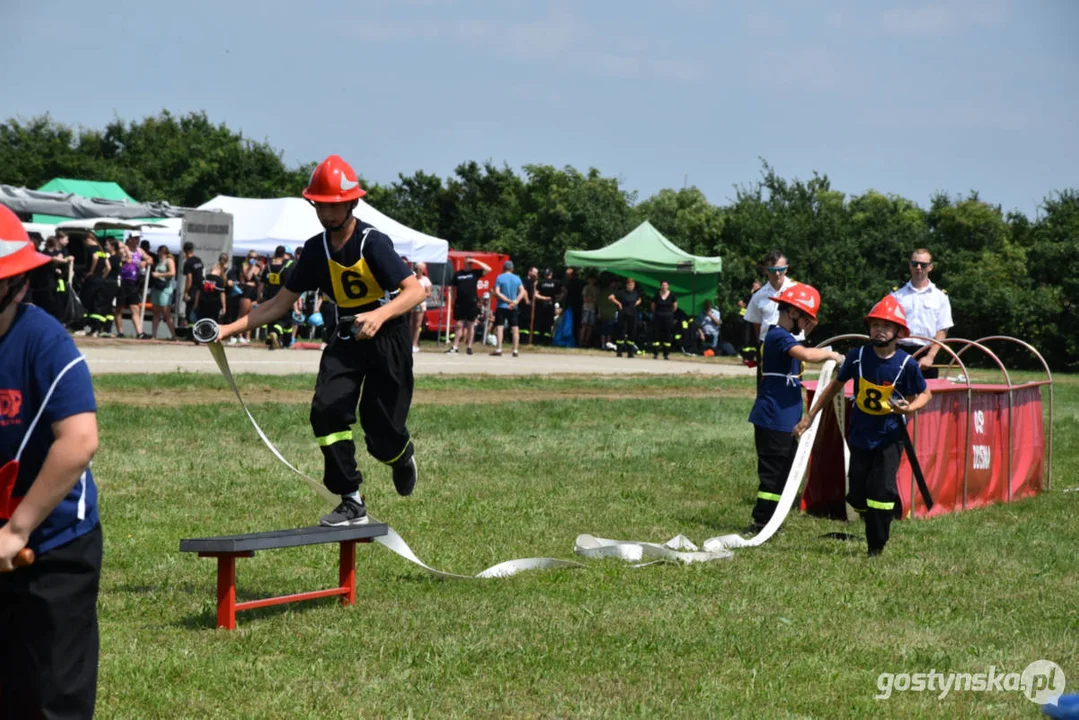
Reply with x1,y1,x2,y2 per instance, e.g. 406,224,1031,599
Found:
2,111,1075,370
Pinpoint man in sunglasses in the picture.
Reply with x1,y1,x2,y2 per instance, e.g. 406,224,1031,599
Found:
744,250,800,344
890,248,952,379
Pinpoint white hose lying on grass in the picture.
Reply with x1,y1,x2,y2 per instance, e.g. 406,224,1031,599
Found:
204,336,832,576
574,360,838,558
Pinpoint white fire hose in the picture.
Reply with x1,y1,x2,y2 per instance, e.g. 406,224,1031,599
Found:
194,319,835,577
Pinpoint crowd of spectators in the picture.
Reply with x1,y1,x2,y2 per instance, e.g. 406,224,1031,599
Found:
27,232,333,349
29,230,947,365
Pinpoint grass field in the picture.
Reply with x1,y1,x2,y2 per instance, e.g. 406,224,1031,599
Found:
89,371,1078,718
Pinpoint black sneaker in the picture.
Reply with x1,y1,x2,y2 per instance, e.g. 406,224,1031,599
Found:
466,347,473,355
319,496,368,526
392,456,417,497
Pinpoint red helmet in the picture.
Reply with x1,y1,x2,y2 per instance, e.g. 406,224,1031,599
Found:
770,283,820,320
0,205,51,281
302,155,366,203
865,295,910,338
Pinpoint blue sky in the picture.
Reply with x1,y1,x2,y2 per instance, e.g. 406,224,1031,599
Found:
2,0,1076,218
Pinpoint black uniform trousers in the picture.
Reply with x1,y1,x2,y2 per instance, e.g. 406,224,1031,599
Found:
847,440,903,553
651,312,674,357
266,293,294,346
0,524,102,720
751,425,798,527
310,315,414,496
534,300,555,343
91,279,115,332
615,312,638,356
81,276,113,332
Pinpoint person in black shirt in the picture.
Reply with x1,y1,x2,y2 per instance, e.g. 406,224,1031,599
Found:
216,155,425,526
195,268,227,323
77,233,104,336
445,256,491,355
180,242,204,327
650,280,678,360
534,268,559,344
610,277,642,358
519,266,538,343
262,245,295,349
91,238,120,337
28,237,73,320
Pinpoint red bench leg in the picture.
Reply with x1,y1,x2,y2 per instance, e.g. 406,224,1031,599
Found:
199,551,254,630
216,555,237,630
339,541,356,606
216,557,238,626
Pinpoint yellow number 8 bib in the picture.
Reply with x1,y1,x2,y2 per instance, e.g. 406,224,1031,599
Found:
855,377,894,416
854,346,912,416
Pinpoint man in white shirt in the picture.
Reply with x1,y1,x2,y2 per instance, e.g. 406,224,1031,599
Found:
891,248,953,379
744,251,800,343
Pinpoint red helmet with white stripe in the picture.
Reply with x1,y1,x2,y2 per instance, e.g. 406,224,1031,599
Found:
302,155,366,203
770,283,820,320
866,295,910,338
0,205,51,281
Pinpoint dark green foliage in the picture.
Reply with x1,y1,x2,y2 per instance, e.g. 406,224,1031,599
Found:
3,113,1074,369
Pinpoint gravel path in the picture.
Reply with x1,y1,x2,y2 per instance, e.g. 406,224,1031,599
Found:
76,339,755,377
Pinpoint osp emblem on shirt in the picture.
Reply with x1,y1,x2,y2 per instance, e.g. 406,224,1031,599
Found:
0,390,22,427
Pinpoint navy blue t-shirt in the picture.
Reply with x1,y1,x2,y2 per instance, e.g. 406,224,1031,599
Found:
0,304,99,554
838,345,927,450
748,325,803,432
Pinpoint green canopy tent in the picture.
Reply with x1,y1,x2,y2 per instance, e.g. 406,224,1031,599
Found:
33,178,139,225
564,220,722,315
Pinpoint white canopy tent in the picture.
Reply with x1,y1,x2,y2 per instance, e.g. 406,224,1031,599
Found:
193,196,448,263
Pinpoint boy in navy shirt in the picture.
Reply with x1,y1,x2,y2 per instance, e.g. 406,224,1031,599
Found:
0,206,103,717
747,285,843,532
796,295,931,556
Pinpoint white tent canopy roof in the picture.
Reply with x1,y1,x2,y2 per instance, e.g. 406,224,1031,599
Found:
197,196,448,263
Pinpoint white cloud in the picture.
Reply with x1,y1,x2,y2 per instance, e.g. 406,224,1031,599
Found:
349,21,441,42
860,101,1030,131
879,0,1009,37
749,46,853,94
746,12,786,38
345,6,706,84
652,58,705,83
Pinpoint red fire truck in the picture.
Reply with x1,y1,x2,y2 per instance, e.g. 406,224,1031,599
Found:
422,251,511,336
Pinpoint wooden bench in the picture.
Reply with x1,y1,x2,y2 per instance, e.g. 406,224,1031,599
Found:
179,524,388,630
